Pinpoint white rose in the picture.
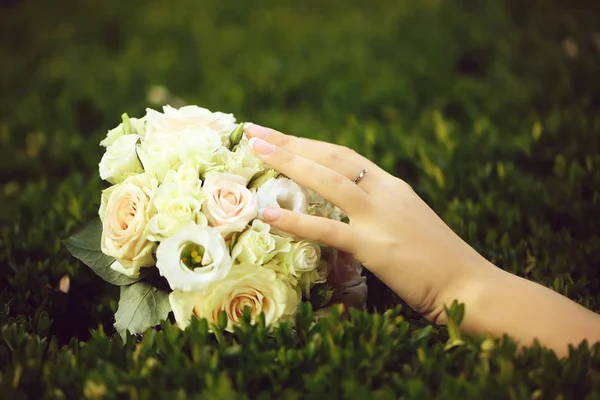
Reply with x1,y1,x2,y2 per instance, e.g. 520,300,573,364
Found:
99,173,158,276
146,179,208,242
263,260,298,286
192,263,299,332
202,172,258,235
275,240,321,277
137,133,182,182
145,105,237,141
99,115,146,147
231,220,291,265
257,177,309,213
205,136,265,182
99,134,144,184
177,127,229,174
156,222,232,292
162,163,201,186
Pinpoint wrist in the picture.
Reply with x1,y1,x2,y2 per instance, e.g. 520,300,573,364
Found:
431,252,503,326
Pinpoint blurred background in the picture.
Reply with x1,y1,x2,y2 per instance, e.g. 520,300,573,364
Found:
1,0,599,342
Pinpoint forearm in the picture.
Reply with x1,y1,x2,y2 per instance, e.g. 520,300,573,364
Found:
449,262,600,357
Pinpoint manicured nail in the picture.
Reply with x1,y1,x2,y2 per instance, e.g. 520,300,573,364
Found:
248,137,276,154
259,207,282,222
244,123,271,139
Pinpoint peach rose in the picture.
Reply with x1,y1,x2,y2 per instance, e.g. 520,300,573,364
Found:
99,173,158,276
202,172,257,235
169,263,299,331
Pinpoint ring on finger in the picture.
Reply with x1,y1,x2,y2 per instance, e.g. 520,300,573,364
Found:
352,168,369,184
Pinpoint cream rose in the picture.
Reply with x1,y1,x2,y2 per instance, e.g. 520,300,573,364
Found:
177,127,229,174
137,133,182,182
192,263,299,332
156,222,232,292
205,136,265,182
256,177,309,214
99,115,146,147
145,105,237,141
275,240,321,277
99,173,158,276
99,134,144,184
202,172,257,235
231,220,291,265
146,180,207,242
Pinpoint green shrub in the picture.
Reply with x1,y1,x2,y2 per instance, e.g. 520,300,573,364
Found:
1,0,599,397
2,303,600,399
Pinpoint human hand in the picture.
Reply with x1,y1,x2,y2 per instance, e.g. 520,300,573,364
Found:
244,124,495,323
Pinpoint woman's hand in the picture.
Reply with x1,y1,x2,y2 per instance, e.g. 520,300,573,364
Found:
244,124,495,323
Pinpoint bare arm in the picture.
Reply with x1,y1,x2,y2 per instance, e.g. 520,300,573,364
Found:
244,123,600,357
446,261,600,357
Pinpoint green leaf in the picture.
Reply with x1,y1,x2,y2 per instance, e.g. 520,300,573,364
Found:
114,282,172,339
63,218,140,286
228,122,245,149
121,113,133,135
248,168,279,190
444,300,465,351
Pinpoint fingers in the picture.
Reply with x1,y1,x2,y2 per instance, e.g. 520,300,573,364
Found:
248,137,370,215
245,124,382,192
259,207,359,254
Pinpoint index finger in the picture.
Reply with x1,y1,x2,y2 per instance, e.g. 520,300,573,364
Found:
245,124,383,193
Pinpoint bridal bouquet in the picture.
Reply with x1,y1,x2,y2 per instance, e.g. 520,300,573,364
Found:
64,105,367,338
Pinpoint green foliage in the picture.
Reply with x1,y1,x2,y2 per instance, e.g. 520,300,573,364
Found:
63,218,140,286
1,305,600,398
114,283,171,340
1,0,600,397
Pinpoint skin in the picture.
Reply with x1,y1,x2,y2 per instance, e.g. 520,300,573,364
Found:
244,123,600,358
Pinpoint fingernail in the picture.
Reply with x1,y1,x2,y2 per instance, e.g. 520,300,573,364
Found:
244,123,271,139
248,137,276,154
259,207,282,222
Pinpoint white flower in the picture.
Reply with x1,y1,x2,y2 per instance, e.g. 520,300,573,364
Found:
162,163,201,186
145,105,236,142
202,172,258,235
177,127,229,174
206,136,265,182
156,223,232,292
263,260,298,286
99,134,144,184
99,173,158,276
231,220,291,265
168,290,201,330
192,263,299,332
257,177,309,213
137,133,183,182
275,240,321,277
100,116,146,147
146,179,207,242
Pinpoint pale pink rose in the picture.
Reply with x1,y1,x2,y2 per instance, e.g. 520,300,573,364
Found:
99,173,158,276
145,105,236,140
202,172,258,235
